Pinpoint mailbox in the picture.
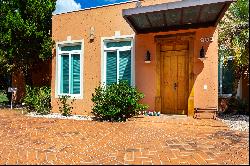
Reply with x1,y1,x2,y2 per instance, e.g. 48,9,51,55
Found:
8,87,17,93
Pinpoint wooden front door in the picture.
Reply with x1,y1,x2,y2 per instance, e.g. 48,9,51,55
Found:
160,41,189,114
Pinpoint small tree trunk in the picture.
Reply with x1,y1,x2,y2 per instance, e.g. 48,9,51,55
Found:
23,66,33,87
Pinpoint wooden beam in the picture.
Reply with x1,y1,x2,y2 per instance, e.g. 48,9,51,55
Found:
145,14,153,28
122,0,235,16
122,0,234,34
123,16,138,34
137,22,215,34
214,2,231,26
180,8,184,25
163,12,167,27
196,6,203,23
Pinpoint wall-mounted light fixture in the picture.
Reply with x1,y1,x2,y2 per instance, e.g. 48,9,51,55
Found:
145,51,151,63
198,46,207,61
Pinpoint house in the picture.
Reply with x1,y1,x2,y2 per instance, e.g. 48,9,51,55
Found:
51,0,234,116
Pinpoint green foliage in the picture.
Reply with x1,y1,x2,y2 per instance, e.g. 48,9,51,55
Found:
222,96,249,115
0,91,9,104
219,0,249,95
91,81,148,122
0,0,56,80
221,59,234,94
58,95,75,117
23,85,51,115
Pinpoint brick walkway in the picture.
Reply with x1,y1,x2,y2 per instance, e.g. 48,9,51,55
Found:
0,109,249,165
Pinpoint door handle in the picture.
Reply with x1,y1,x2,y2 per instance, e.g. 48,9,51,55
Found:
174,82,177,90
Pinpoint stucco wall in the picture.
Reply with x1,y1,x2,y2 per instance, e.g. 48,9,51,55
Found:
135,28,218,111
52,2,136,115
52,0,218,115
193,29,218,108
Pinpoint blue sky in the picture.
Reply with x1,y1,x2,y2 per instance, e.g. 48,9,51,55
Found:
75,0,129,8
54,0,130,14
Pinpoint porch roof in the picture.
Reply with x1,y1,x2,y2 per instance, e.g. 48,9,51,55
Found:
122,0,234,34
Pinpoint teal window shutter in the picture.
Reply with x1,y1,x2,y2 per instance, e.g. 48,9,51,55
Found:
106,52,117,85
119,50,131,85
70,54,81,94
106,41,131,48
60,54,70,93
61,45,81,51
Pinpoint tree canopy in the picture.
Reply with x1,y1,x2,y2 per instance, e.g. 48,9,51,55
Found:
0,0,56,83
218,0,249,96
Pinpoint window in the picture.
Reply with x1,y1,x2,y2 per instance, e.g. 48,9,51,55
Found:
57,43,83,97
218,56,234,95
103,39,134,85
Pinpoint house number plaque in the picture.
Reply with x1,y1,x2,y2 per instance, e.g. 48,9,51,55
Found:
200,37,214,43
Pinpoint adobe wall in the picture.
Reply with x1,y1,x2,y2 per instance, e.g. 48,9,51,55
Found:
52,0,218,115
52,2,136,115
135,28,218,112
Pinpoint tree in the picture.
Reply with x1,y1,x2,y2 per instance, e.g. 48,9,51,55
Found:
218,0,249,96
0,0,56,86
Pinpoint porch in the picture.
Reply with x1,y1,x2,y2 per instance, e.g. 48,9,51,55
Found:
122,0,234,116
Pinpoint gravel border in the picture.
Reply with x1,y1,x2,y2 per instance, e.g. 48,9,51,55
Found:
27,112,93,121
26,112,249,132
217,114,249,132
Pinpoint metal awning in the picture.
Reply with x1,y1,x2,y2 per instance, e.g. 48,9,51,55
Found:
122,0,234,34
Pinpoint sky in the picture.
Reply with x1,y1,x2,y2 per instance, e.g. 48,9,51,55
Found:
53,0,130,14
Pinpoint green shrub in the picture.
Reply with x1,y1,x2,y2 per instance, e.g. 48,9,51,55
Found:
23,85,51,115
91,81,148,122
23,86,37,110
222,96,249,115
58,95,75,116
0,91,9,105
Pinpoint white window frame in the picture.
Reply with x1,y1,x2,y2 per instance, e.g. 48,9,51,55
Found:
55,40,84,99
101,34,135,86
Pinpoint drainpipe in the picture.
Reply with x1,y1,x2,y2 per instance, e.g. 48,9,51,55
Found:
219,56,223,95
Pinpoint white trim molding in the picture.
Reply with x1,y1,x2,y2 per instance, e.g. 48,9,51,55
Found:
55,39,84,99
101,34,135,86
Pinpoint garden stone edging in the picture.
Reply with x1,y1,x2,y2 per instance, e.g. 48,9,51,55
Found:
27,112,93,121
217,114,249,132
26,112,249,132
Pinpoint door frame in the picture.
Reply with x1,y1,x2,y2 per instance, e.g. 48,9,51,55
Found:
155,32,195,116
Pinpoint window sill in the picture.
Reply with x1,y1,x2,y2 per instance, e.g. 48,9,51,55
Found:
55,94,83,100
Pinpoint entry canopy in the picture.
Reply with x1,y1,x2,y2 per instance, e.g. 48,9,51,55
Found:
122,0,234,34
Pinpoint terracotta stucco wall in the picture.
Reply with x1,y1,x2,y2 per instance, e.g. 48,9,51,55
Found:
52,2,136,115
193,29,218,108
135,28,218,112
52,0,218,115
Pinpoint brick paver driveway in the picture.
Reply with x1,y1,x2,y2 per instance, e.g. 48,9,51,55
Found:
0,109,249,165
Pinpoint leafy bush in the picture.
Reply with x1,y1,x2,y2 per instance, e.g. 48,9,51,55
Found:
0,91,9,105
221,96,249,115
58,95,75,116
228,97,248,114
23,85,51,115
91,81,148,122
